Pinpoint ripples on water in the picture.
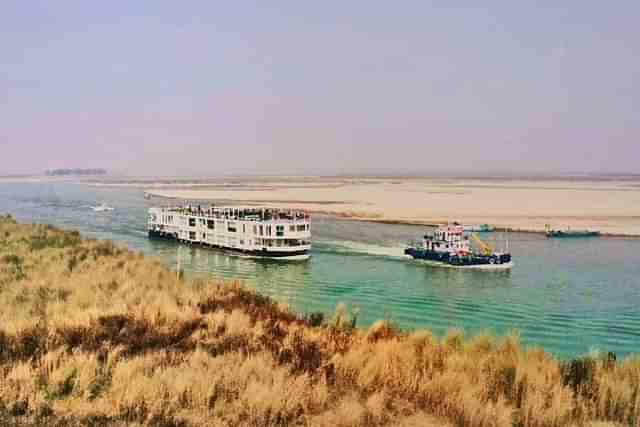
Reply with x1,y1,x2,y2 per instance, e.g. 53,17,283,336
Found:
1,182,639,359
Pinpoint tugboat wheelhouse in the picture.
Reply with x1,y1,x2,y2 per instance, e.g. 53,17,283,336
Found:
148,205,311,260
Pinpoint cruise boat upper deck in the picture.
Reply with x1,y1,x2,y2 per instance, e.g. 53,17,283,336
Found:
163,205,310,222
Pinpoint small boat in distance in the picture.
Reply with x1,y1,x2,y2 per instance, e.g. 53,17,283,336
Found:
545,224,600,238
463,224,494,232
91,203,114,212
404,223,512,270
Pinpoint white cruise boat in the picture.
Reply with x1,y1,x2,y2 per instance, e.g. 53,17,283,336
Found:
147,205,311,260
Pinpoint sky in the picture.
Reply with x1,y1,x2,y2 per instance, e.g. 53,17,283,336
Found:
1,1,639,176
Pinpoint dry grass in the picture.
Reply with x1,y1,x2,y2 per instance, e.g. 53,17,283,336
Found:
0,215,638,427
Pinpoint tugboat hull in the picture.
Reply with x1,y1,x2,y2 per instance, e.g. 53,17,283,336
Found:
404,248,512,270
414,259,514,270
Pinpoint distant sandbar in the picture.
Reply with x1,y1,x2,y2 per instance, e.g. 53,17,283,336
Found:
143,177,640,237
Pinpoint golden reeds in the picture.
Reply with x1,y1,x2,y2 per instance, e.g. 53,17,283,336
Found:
0,215,638,426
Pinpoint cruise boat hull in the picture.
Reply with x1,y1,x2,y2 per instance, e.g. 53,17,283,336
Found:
148,229,310,260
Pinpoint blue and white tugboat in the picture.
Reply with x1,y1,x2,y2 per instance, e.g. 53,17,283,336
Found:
404,223,512,270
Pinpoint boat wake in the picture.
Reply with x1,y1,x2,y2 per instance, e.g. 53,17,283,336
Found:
319,240,407,258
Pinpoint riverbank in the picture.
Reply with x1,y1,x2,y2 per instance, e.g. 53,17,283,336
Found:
141,176,640,237
0,216,638,426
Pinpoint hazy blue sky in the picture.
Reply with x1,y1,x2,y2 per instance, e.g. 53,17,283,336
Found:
1,1,639,176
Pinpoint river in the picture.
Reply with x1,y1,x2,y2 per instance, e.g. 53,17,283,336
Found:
1,181,639,359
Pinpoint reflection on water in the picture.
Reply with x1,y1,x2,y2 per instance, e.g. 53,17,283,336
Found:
150,241,315,305
1,182,640,359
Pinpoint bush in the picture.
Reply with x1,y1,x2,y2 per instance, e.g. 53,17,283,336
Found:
330,303,359,332
2,254,22,266
0,214,16,224
28,230,81,250
307,311,325,327
561,356,598,397
2,254,25,280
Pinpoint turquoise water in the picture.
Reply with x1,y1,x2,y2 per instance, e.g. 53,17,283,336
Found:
1,182,639,359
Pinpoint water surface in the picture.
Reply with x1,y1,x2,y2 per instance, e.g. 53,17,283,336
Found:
1,182,639,359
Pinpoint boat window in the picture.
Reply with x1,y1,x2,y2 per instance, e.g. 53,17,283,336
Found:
189,218,196,227
289,225,295,232
207,220,214,230
259,225,264,235
254,225,257,235
297,225,306,232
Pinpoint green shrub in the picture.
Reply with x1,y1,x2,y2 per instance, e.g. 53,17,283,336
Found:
2,254,25,280
561,356,597,397
307,311,325,327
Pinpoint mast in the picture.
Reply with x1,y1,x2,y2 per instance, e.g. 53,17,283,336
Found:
176,245,182,280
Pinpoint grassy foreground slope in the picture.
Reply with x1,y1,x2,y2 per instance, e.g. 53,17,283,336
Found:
0,216,638,427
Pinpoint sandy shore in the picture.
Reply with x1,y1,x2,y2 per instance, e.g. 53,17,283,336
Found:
143,177,640,236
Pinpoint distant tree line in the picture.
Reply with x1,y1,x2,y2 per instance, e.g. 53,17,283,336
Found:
45,168,107,176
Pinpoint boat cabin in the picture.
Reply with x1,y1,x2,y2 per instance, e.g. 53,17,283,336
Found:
423,224,471,255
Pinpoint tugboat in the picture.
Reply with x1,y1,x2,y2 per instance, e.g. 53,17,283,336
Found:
404,223,512,270
463,223,494,232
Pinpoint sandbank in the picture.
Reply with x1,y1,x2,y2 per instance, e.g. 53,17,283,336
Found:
143,177,640,236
